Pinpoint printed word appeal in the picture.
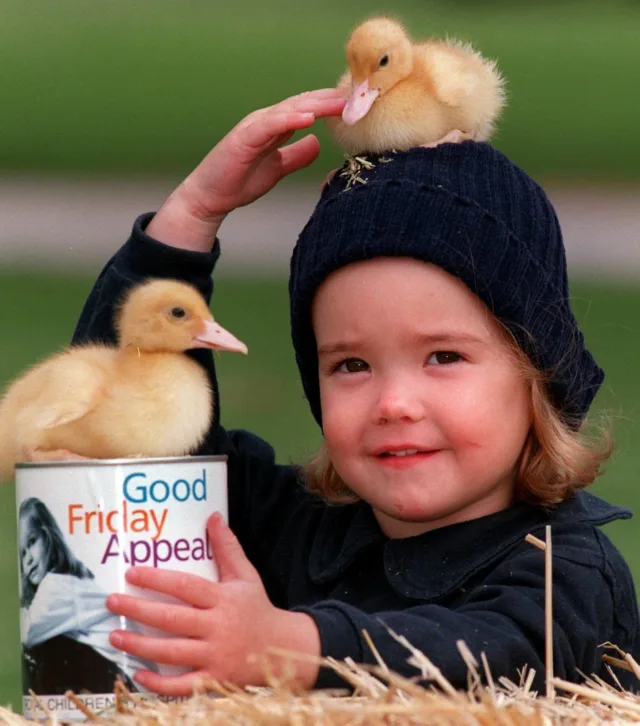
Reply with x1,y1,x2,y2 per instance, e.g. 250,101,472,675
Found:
66,469,213,567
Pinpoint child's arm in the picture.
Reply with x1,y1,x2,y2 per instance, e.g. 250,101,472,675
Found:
71,89,345,456
144,89,345,254
73,89,346,349
105,524,631,695
290,543,630,693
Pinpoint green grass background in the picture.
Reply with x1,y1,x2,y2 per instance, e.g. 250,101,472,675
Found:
0,271,639,710
1,0,639,181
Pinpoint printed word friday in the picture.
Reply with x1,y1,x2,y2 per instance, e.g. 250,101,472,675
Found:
68,500,168,540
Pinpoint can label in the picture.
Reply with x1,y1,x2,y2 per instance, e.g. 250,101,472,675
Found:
16,456,227,721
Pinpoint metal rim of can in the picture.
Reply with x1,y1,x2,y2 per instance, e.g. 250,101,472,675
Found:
16,455,228,469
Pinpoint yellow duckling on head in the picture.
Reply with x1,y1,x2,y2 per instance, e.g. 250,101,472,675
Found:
327,16,506,155
0,279,247,480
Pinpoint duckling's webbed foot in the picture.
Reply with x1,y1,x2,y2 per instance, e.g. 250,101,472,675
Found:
422,129,472,149
25,448,90,464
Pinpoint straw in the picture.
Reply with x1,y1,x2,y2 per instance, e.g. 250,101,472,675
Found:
525,526,554,699
4,529,638,725
2,651,639,726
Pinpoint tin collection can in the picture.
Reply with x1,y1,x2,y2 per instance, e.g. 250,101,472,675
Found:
15,455,227,721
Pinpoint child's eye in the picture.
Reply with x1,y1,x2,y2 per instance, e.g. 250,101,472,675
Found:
335,358,369,374
427,351,463,365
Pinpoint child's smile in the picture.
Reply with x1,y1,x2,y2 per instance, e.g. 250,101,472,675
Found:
313,258,532,539
376,449,441,468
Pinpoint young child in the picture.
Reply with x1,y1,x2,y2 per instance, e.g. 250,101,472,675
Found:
63,89,639,696
19,497,153,693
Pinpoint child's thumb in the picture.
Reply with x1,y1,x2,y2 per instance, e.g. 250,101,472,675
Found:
207,512,258,582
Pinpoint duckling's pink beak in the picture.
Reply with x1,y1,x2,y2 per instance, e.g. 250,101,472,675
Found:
192,320,248,354
342,79,380,125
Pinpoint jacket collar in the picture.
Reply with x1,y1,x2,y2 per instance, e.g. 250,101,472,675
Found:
308,491,631,599
308,502,384,584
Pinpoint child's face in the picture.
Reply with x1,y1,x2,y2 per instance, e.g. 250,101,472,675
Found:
313,258,532,538
19,516,48,586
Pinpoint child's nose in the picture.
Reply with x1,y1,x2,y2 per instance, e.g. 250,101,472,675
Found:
375,379,425,424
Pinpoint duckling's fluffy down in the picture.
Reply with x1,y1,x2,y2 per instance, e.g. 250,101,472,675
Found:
329,17,505,154
0,345,213,481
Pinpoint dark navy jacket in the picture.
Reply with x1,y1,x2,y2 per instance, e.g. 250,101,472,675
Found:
72,213,640,693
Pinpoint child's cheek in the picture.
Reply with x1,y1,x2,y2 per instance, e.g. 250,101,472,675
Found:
321,389,361,450
457,374,530,468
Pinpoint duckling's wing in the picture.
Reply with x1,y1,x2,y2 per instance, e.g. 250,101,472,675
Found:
20,352,107,431
418,41,482,108
35,399,97,430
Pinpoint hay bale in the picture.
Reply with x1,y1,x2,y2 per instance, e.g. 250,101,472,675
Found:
2,644,639,726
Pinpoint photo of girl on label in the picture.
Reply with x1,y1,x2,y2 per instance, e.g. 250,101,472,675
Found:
19,497,156,695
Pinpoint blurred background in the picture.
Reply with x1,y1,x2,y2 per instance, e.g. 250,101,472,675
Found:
1,0,639,710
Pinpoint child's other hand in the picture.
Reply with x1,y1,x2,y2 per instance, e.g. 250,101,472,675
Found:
147,89,346,252
105,512,321,696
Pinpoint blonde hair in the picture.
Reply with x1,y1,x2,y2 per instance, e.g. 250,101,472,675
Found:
303,338,612,508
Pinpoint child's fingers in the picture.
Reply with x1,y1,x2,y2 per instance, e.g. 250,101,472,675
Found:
260,89,345,117
242,96,344,140
124,566,217,608
133,669,209,697
207,512,259,582
252,88,343,114
278,135,322,176
242,112,316,152
275,94,346,117
284,88,347,104
110,630,209,668
106,593,207,637
254,130,297,160
242,97,345,152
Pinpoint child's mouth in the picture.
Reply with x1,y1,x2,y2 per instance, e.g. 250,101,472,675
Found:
379,449,420,458
377,449,439,467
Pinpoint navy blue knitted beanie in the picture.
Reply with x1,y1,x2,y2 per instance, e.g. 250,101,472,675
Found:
290,142,603,428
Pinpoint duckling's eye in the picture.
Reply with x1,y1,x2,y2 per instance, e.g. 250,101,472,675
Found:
171,307,186,319
379,54,389,68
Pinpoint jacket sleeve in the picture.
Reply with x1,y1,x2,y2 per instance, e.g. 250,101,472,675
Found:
296,549,617,692
71,214,305,574
72,212,221,436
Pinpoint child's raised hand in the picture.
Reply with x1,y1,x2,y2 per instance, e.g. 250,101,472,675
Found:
147,89,346,253
105,512,321,695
